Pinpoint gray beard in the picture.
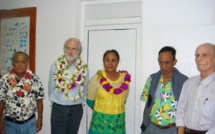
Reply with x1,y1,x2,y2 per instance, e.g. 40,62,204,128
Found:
66,55,78,62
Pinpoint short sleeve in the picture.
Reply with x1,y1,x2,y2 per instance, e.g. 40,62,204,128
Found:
87,75,99,100
0,75,8,103
140,77,152,102
32,74,45,100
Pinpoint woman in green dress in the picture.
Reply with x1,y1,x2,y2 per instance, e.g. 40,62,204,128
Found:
87,49,131,134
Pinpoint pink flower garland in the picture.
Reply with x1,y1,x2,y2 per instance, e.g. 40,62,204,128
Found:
98,70,131,95
8,69,32,97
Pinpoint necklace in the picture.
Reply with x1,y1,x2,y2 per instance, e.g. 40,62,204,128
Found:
54,55,87,101
97,70,131,94
8,69,32,97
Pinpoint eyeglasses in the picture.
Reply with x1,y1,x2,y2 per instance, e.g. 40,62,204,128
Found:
66,47,78,51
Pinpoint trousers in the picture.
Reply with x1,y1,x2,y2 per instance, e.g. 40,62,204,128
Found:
4,117,36,134
51,102,83,134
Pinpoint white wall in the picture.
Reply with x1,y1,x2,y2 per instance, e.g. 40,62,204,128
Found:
1,0,215,134
0,0,79,134
141,0,215,79
140,0,215,129
141,0,215,88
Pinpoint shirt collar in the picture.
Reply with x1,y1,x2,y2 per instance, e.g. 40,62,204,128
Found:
201,72,215,86
159,75,171,83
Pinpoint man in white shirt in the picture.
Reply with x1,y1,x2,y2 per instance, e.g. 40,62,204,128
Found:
176,43,215,134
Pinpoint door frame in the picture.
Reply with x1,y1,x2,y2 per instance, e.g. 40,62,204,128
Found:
83,24,142,134
79,1,142,133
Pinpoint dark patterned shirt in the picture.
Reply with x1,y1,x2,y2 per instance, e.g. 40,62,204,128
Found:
0,73,44,121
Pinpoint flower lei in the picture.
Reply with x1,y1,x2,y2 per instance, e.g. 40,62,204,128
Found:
97,70,131,95
8,69,32,97
54,55,87,101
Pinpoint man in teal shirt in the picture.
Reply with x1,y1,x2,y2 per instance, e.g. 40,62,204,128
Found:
140,46,188,134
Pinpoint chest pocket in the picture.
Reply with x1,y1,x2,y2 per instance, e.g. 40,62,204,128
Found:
200,97,215,124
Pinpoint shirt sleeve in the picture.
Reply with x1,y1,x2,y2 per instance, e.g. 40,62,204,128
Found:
0,75,7,103
33,74,45,99
124,73,130,101
175,80,189,127
87,75,98,101
48,63,56,99
207,127,215,134
140,77,151,102
82,68,89,100
124,87,129,101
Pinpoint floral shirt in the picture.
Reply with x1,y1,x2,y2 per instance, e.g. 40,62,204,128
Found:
0,73,44,121
140,76,177,126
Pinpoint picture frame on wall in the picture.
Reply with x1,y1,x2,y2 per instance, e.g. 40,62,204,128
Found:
0,7,36,76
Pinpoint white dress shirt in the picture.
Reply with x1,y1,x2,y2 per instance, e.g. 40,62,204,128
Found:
176,72,215,134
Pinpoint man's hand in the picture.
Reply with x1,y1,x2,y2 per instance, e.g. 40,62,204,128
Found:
0,103,4,134
0,122,4,134
36,99,43,132
36,119,42,133
90,105,94,110
178,126,185,134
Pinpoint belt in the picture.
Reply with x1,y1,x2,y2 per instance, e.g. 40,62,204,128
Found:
154,123,176,129
185,127,207,134
5,114,35,124
54,102,82,107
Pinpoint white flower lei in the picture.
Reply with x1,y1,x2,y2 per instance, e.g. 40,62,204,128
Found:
54,55,87,101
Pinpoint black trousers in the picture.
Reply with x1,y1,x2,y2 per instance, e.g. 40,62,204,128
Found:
185,130,207,134
51,103,83,134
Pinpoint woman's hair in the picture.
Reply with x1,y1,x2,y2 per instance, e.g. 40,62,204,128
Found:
103,49,120,61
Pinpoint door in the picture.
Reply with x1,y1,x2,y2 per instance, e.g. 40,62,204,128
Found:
86,28,137,134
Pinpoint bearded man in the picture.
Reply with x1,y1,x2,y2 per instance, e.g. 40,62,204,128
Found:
48,38,88,134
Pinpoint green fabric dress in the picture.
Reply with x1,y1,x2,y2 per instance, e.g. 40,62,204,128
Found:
87,70,129,134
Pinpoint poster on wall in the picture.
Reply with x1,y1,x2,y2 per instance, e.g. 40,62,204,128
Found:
0,17,30,75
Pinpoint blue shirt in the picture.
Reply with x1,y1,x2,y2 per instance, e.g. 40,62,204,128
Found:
48,63,88,105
